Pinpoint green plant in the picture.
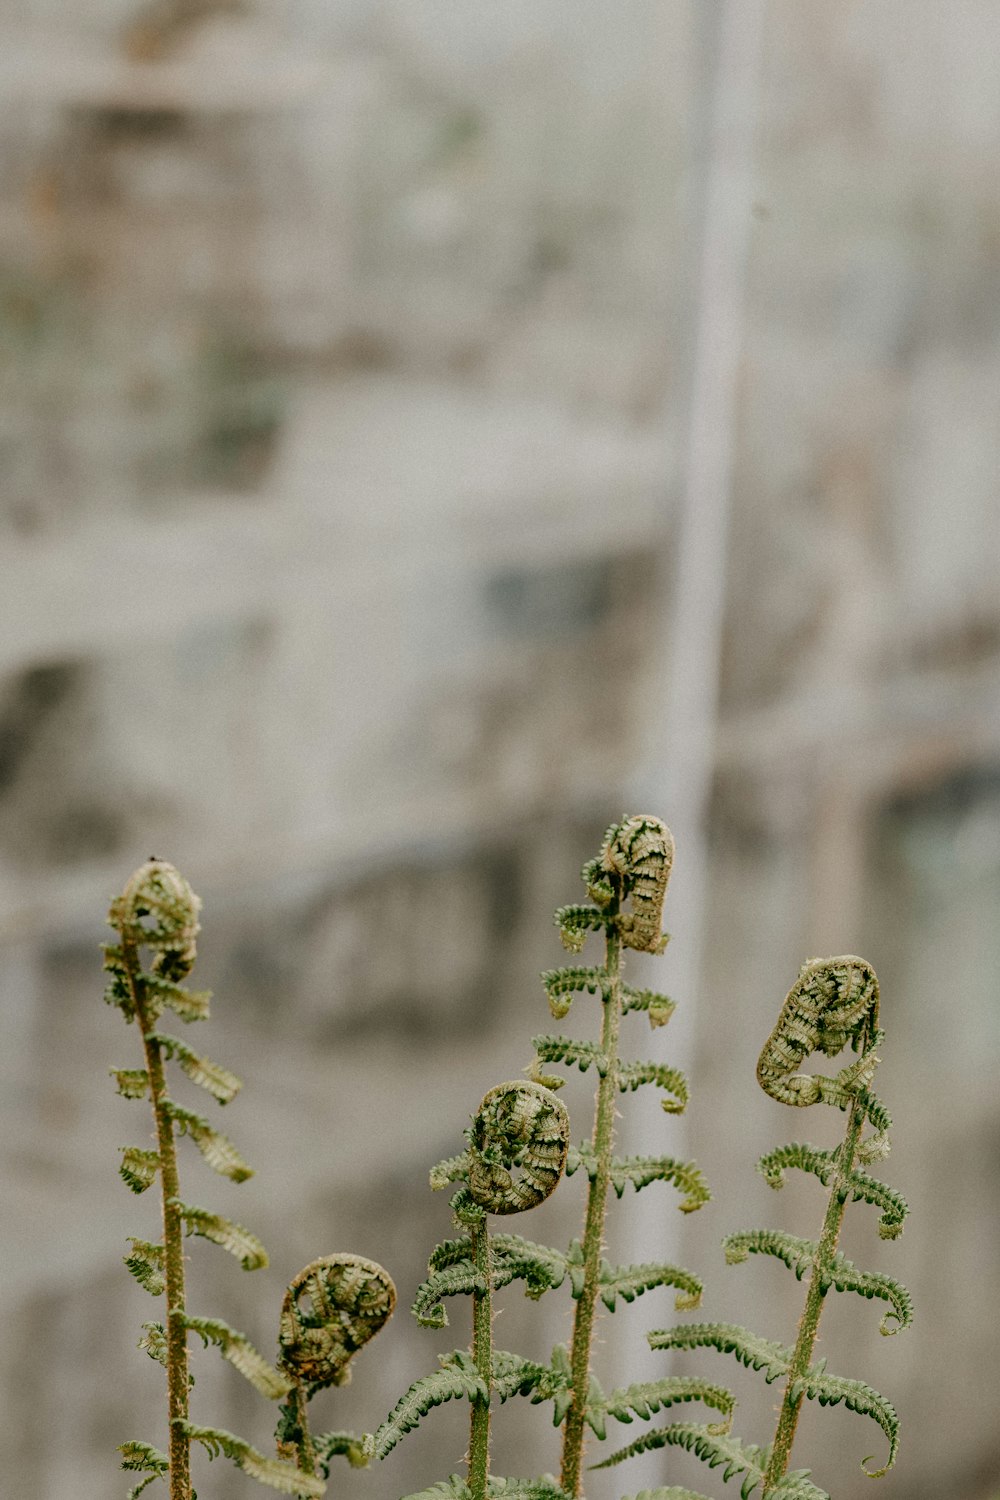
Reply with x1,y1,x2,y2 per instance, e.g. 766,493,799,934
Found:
595,954,911,1499
105,861,393,1500
370,816,719,1499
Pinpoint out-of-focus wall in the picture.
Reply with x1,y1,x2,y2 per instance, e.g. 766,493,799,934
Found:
0,4,998,1499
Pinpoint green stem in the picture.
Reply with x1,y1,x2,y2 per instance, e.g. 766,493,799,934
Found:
468,1212,493,1500
128,942,192,1500
763,1093,866,1489
289,1379,317,1476
560,903,622,1498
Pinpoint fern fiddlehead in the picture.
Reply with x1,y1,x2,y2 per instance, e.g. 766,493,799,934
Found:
276,1255,396,1477
606,956,911,1500
531,817,714,1497
105,862,323,1499
373,1080,570,1500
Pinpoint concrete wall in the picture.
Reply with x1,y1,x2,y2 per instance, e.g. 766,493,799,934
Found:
1,4,998,1498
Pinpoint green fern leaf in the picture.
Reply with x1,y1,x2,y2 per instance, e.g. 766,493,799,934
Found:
492,1234,568,1297
400,1476,470,1500
182,1314,292,1398
429,1152,469,1190
540,965,606,1018
179,1420,325,1495
567,1146,710,1213
111,1068,150,1099
602,1375,735,1432
148,1032,241,1103
164,1102,253,1182
171,1199,268,1269
593,1421,769,1497
138,1322,168,1368
125,1239,165,1296
119,1439,169,1499
120,1146,160,1193
371,1351,488,1459
427,1235,474,1271
824,1253,913,1334
554,904,607,953
723,1230,816,1282
487,1478,570,1499
757,1142,837,1191
617,1060,689,1114
532,1034,610,1076
313,1430,370,1475
788,1365,899,1476
411,1260,486,1328
143,974,211,1023
598,1259,702,1312
764,1473,830,1499
846,1167,909,1240
491,1349,552,1402
621,985,676,1027
648,1324,791,1385
617,1489,716,1500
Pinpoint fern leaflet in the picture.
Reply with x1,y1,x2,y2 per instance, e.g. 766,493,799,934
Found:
182,1314,292,1398
170,1199,268,1269
179,1420,325,1495
148,1032,241,1103
163,1100,253,1181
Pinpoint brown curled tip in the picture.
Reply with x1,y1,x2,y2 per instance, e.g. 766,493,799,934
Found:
279,1254,396,1389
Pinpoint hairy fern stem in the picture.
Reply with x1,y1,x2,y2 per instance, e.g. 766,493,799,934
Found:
128,939,192,1500
468,1212,494,1500
560,911,621,1497
764,1093,866,1487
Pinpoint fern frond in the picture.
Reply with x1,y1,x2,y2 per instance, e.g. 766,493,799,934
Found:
143,974,211,1023
163,1101,253,1182
846,1167,909,1240
178,1420,325,1495
617,1489,715,1500
532,1034,610,1076
182,1314,292,1398
487,1478,570,1500
788,1366,899,1476
120,1146,160,1193
171,1199,268,1269
103,945,137,1020
430,1152,469,1190
139,1322,168,1367
566,1145,710,1212
617,1060,689,1114
412,1260,486,1329
554,904,607,953
601,1376,735,1433
764,1473,830,1499
371,1351,488,1459
648,1324,791,1385
119,1439,169,1498
540,965,606,1018
125,1238,166,1296
824,1253,913,1334
594,1422,769,1495
492,1234,568,1297
621,985,676,1027
111,1067,150,1099
757,1142,837,1191
400,1479,470,1500
428,1235,474,1271
313,1430,370,1474
723,1230,816,1282
148,1032,241,1103
598,1258,702,1312
491,1349,552,1403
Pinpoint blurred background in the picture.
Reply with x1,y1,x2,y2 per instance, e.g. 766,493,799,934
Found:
1,2,998,1496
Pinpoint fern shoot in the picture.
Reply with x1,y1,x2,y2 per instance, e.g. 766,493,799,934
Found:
604,955,911,1499
530,816,712,1496
276,1255,396,1479
105,861,322,1499
372,1079,571,1500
